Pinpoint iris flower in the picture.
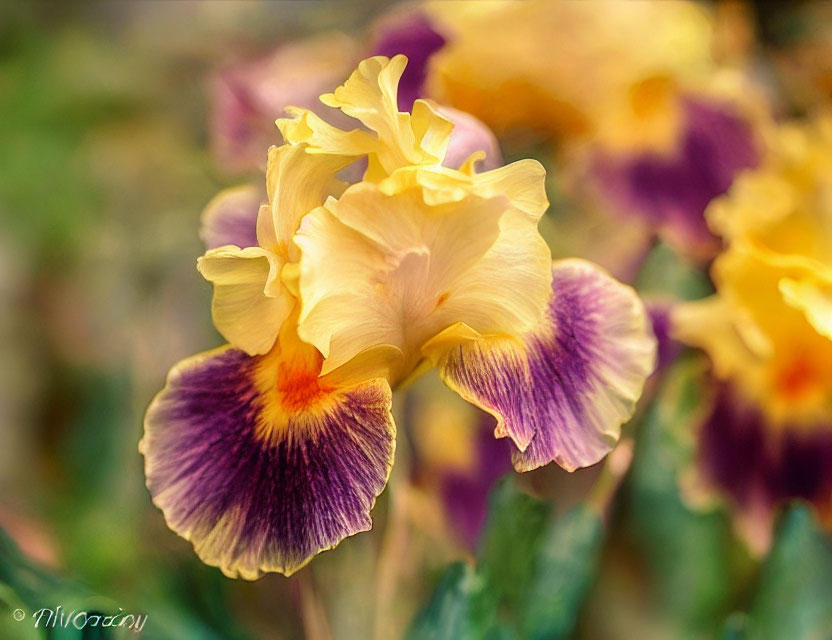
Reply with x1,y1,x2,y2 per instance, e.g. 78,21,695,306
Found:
419,0,765,259
141,55,656,578
583,81,762,261
424,0,714,139
673,116,832,550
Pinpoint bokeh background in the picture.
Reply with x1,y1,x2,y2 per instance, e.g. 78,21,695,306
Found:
2,2,832,639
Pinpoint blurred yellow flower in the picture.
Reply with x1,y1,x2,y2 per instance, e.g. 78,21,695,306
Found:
675,116,832,425
425,0,713,143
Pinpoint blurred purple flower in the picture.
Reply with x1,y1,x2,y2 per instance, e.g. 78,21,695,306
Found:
209,33,358,172
591,97,759,259
437,415,513,549
696,383,832,551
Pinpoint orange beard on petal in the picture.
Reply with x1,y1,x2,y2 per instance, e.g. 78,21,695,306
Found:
276,355,332,413
775,356,821,402
763,343,832,428
251,331,335,445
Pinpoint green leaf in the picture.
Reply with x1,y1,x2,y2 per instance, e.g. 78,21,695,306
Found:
636,242,714,301
406,563,505,640
477,478,553,611
745,504,832,640
520,505,603,640
409,478,605,639
627,356,749,635
0,526,238,640
718,613,749,640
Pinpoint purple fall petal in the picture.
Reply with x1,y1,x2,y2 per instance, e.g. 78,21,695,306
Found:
141,347,394,578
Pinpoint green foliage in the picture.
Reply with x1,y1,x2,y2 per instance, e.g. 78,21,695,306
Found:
636,241,714,301
743,505,832,640
0,527,110,639
0,526,251,640
408,478,603,640
627,356,750,636
478,478,553,613
520,505,603,640
407,563,507,640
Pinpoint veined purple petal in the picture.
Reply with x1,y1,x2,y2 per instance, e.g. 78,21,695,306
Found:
592,96,759,257
370,10,446,110
200,184,262,250
141,346,395,578
435,259,656,472
700,384,832,521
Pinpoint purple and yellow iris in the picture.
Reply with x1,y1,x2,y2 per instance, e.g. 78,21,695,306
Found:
587,93,760,259
407,0,767,259
673,116,832,551
142,55,656,578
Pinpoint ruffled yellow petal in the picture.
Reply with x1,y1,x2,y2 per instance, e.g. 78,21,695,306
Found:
261,143,353,259
279,56,455,180
276,106,379,157
469,158,549,220
295,180,551,382
674,245,832,423
319,55,417,169
426,207,552,341
671,294,764,384
779,276,832,341
295,207,401,375
410,99,454,163
713,246,816,346
197,246,292,355
377,158,549,217
706,117,832,273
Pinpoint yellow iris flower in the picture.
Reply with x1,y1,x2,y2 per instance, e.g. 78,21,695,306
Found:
675,116,832,426
141,55,655,579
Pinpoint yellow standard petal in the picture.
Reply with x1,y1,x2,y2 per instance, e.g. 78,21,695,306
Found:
261,143,353,260
278,56,455,180
294,180,551,383
197,246,293,356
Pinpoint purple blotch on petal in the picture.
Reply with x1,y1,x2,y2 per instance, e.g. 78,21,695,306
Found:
593,97,759,255
141,348,394,578
438,260,656,473
700,384,832,519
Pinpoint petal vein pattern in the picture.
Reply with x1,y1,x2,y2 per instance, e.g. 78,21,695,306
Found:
426,260,656,472
141,338,395,579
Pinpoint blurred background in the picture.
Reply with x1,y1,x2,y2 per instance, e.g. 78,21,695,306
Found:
2,2,832,639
